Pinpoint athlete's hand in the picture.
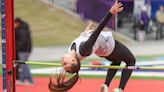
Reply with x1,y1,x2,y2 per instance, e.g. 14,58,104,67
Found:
110,2,124,14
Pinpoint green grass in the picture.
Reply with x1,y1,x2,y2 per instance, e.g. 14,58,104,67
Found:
135,54,164,61
14,0,85,47
79,75,164,80
13,0,133,47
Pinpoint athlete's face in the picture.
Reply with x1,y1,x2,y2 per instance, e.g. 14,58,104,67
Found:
61,53,77,72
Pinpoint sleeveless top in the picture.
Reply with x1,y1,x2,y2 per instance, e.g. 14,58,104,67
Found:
68,30,115,60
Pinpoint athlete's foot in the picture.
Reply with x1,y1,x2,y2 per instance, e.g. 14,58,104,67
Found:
100,84,108,92
113,88,123,92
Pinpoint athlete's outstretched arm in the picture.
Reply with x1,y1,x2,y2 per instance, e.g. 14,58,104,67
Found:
79,2,124,56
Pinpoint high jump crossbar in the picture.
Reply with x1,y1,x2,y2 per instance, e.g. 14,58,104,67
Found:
15,61,164,71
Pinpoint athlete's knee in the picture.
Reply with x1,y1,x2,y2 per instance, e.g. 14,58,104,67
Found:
125,56,136,66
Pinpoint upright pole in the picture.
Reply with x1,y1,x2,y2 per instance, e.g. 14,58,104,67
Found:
115,0,118,31
1,0,15,92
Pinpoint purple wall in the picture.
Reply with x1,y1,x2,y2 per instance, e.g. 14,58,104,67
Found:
76,0,115,29
76,0,134,29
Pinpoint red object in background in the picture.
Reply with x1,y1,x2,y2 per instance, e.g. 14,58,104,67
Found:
90,60,102,70
90,60,102,65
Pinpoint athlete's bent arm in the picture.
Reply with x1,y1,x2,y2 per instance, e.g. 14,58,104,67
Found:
79,2,123,56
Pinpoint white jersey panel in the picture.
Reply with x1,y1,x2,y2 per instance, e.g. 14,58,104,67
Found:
68,30,115,60
93,31,115,57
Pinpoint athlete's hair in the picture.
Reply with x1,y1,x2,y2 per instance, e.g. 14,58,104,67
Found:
49,60,81,92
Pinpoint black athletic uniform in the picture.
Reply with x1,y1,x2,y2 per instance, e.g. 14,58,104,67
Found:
69,11,136,90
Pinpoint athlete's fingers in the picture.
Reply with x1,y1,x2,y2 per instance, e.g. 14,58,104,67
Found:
115,2,122,7
117,2,123,8
110,2,124,14
117,7,124,12
114,2,123,11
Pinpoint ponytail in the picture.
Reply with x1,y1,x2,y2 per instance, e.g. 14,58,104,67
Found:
49,71,79,92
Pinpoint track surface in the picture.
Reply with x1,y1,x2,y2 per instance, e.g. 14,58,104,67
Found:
1,77,164,92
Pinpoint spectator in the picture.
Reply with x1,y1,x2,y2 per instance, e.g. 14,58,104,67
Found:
133,5,149,41
145,0,152,18
15,17,33,85
156,5,164,39
140,5,150,34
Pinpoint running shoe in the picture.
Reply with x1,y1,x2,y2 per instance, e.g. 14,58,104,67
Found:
100,84,108,92
113,88,123,92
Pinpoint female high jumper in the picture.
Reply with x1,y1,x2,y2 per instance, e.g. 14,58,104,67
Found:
49,2,136,92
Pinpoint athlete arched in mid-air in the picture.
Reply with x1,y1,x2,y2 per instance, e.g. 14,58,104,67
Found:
49,2,136,92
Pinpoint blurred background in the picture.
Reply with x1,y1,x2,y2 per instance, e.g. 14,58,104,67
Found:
1,0,164,91
12,0,164,64
11,0,164,61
